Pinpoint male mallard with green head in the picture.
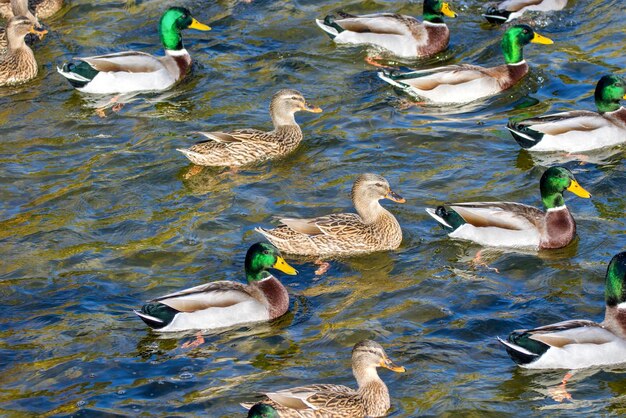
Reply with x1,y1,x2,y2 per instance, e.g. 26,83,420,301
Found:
315,0,458,59
241,340,405,417
0,16,46,86
134,243,297,332
499,252,626,369
483,0,568,24
425,166,591,250
378,24,552,104
57,7,210,94
255,174,405,257
508,75,626,152
177,89,322,167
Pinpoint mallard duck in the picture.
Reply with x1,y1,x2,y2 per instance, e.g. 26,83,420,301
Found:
255,174,405,257
0,0,62,20
0,0,41,50
56,7,210,94
425,166,591,250
177,89,322,167
483,0,567,24
315,0,457,59
247,404,278,418
241,340,405,417
499,252,626,369
378,24,553,104
133,243,297,332
508,75,626,152
0,16,46,86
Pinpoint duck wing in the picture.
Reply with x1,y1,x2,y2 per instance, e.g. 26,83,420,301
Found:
334,13,420,37
497,0,544,12
510,111,609,135
525,320,618,347
194,129,268,144
266,384,359,411
279,213,364,237
79,51,164,73
399,64,490,88
152,281,258,312
450,202,544,230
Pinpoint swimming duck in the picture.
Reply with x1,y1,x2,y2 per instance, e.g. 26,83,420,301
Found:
315,0,457,59
508,75,626,152
241,340,405,417
0,0,41,50
499,252,626,369
0,0,62,20
425,166,591,250
255,174,405,257
0,16,46,86
57,7,210,94
133,243,297,332
483,0,567,24
378,24,553,104
177,89,322,167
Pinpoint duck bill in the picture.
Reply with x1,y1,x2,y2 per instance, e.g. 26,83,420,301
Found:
385,190,406,203
531,32,553,45
273,256,298,275
189,18,211,31
381,357,406,373
623,93,626,100
567,180,591,198
441,3,458,18
302,103,323,113
29,27,48,40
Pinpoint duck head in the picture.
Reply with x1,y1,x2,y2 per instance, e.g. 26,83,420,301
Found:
501,24,553,64
539,166,591,209
595,75,626,113
245,242,297,282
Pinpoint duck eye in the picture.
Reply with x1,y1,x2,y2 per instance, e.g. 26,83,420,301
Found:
263,250,270,255
375,183,383,187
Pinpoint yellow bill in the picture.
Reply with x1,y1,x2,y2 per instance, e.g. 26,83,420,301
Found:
303,103,323,113
623,93,626,100
380,356,406,373
189,18,211,31
441,3,458,18
531,32,553,45
29,27,48,40
567,180,591,198
273,256,298,275
386,190,406,203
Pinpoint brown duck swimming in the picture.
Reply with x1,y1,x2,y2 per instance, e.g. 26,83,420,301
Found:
0,16,46,86
256,174,405,257
242,340,405,417
177,89,322,167
0,0,42,50
425,166,591,250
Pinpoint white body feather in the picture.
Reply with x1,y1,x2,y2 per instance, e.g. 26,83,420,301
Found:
500,0,568,21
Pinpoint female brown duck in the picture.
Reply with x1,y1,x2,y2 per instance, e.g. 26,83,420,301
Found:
242,340,405,417
0,16,46,86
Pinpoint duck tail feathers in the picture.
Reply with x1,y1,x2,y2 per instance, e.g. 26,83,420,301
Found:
425,206,465,231
57,61,99,88
482,7,510,24
506,121,543,149
315,15,343,39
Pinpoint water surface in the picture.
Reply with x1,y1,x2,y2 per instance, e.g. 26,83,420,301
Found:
1,0,625,416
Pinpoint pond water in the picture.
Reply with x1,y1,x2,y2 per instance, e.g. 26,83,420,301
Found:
1,0,625,416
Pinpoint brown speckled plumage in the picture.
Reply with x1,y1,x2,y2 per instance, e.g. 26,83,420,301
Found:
0,0,63,20
177,89,321,167
255,174,404,257
0,16,39,86
242,340,405,418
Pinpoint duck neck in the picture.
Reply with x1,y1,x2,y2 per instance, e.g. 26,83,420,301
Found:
596,97,622,114
354,196,387,224
245,264,271,283
270,109,298,128
603,305,626,339
160,19,183,51
541,191,565,210
354,365,390,416
501,36,524,65
255,276,289,319
8,33,26,52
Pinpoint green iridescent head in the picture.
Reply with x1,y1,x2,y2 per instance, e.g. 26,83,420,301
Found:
423,0,458,23
605,252,626,307
245,242,298,282
595,75,626,113
159,7,211,51
539,166,591,209
247,403,279,418
500,24,553,64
